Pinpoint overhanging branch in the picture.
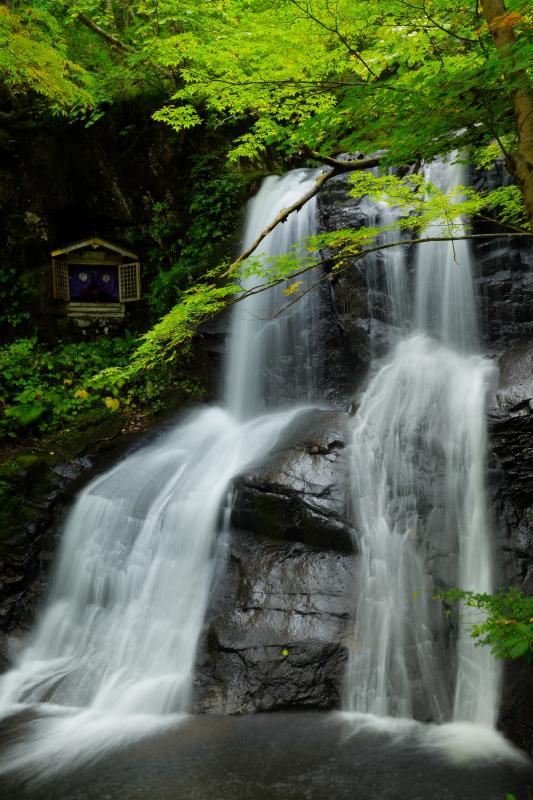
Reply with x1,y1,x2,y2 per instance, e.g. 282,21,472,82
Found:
300,145,382,170
225,149,382,276
76,13,131,51
259,230,533,319
220,230,532,323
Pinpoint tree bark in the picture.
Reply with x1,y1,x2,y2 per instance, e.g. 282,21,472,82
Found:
482,0,533,230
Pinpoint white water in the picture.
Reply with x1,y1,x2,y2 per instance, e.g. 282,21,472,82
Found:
227,170,322,418
345,157,501,728
0,170,322,776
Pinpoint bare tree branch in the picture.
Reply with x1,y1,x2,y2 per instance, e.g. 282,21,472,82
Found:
299,145,382,170
224,152,383,277
223,169,331,276
208,230,532,333
76,12,132,51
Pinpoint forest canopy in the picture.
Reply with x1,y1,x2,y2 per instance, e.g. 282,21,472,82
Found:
2,0,533,408
2,1,532,206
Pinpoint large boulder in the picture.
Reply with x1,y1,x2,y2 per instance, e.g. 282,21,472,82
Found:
192,408,356,713
231,409,354,553
193,528,355,713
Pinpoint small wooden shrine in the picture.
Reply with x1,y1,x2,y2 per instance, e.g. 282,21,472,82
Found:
51,237,141,321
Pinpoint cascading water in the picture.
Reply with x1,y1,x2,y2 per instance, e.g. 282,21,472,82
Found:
227,170,322,418
0,170,322,776
344,157,501,727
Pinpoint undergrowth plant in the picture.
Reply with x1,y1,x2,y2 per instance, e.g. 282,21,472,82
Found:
442,587,533,662
148,152,248,316
0,335,205,443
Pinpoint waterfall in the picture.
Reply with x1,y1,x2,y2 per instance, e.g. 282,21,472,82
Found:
0,170,322,775
344,157,501,726
226,170,322,418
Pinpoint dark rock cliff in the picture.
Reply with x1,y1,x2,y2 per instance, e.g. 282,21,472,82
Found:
193,410,355,713
193,166,533,741
0,102,184,339
320,167,533,747
490,343,533,751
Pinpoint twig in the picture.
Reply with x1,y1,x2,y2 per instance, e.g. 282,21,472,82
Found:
76,12,132,51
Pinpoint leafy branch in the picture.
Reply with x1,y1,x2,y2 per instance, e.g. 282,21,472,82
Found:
440,587,533,662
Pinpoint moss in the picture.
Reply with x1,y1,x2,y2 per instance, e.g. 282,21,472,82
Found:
0,408,125,549
47,409,123,459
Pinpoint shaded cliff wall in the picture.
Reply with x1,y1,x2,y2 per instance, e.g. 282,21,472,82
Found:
0,101,254,342
0,102,177,338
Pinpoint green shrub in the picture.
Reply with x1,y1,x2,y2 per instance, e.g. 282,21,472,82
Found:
0,336,135,440
441,587,533,662
148,152,247,316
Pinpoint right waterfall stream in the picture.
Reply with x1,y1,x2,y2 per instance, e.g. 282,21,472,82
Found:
344,157,501,727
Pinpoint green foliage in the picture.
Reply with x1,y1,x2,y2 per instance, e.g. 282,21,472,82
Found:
0,336,135,440
5,0,531,193
147,152,247,315
441,587,533,662
483,185,528,229
148,0,532,170
0,262,33,331
0,334,207,443
99,277,239,379
345,169,528,233
3,0,532,411
0,4,94,115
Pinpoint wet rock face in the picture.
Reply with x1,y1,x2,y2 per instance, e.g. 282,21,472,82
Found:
316,163,533,745
193,529,354,713
488,340,533,751
474,236,533,348
0,455,91,644
318,162,533,355
231,409,354,553
0,416,183,666
193,409,356,713
471,162,533,349
199,170,532,724
317,173,375,388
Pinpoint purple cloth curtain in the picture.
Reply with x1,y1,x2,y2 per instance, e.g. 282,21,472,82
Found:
68,265,119,301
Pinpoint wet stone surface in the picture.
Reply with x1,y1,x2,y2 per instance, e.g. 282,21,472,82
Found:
231,408,354,554
193,529,355,713
488,339,533,752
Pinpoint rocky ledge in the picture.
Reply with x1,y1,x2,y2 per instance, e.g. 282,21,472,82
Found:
193,408,356,713
488,339,533,752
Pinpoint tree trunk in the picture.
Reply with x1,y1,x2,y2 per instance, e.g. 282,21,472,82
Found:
482,0,533,230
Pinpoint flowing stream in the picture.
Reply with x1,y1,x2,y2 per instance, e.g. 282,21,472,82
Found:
344,158,501,728
227,170,322,417
0,169,322,776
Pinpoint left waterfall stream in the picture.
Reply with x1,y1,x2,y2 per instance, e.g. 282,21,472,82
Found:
0,169,323,780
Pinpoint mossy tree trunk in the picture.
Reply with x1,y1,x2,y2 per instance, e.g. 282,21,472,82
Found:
482,0,533,231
